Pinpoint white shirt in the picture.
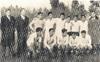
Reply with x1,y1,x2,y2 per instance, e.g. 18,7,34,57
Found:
29,18,44,32
79,21,88,33
69,36,79,48
78,34,92,49
70,21,80,32
65,22,71,32
27,33,43,50
44,34,56,49
55,18,65,38
21,15,25,20
44,18,56,37
57,35,69,46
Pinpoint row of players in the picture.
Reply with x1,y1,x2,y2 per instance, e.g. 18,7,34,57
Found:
27,12,91,54
29,12,88,36
27,28,92,54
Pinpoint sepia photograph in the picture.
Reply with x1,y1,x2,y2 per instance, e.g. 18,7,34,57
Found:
0,0,100,62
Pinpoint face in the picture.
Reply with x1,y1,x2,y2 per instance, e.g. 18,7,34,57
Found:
62,31,67,37
81,16,86,22
49,30,55,37
72,34,76,39
6,10,11,16
81,33,86,38
73,16,77,22
91,12,95,17
60,15,65,20
38,14,43,19
37,31,42,37
48,14,53,19
67,17,70,23
21,9,26,16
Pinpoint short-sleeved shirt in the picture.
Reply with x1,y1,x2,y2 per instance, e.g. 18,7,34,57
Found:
79,21,88,33
29,18,45,31
70,21,80,32
55,18,66,38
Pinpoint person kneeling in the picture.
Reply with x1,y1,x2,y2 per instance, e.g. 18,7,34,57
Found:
44,28,56,58
78,30,92,54
27,27,43,58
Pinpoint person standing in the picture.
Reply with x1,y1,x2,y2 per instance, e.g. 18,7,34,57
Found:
44,12,56,42
1,9,16,58
16,9,29,57
29,12,45,32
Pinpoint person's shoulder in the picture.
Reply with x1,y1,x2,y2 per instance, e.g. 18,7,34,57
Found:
29,32,37,37
86,34,91,38
1,15,6,18
25,16,29,19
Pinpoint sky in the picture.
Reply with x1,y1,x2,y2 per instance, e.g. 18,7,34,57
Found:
0,0,96,10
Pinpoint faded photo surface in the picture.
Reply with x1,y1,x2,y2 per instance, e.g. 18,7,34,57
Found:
0,0,100,62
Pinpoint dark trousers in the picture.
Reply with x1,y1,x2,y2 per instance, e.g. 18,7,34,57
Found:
1,44,14,58
17,33,27,57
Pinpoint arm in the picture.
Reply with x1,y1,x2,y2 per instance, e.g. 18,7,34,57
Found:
87,36,92,49
27,34,34,51
44,36,50,49
29,19,35,31
50,36,56,47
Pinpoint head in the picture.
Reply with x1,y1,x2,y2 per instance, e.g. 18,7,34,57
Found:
91,12,96,17
60,13,65,20
48,12,53,19
73,15,78,22
36,27,43,37
49,28,55,37
5,9,11,16
67,16,71,23
81,30,86,38
71,32,77,39
81,15,86,22
62,28,67,37
21,9,26,16
37,12,43,20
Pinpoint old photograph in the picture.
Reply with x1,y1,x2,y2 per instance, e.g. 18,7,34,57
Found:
0,0,100,62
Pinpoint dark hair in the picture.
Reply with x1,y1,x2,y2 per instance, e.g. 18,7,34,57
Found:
49,28,55,32
62,28,67,33
74,15,78,18
38,12,43,15
81,30,86,34
60,13,65,16
36,27,43,32
81,15,86,18
48,12,52,15
5,9,11,12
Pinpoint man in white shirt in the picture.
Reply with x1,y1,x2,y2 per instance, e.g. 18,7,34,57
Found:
69,32,80,54
27,27,43,55
44,12,56,38
69,32,79,49
80,15,88,33
78,30,92,49
70,15,80,36
57,28,69,48
65,16,71,36
29,12,45,32
55,13,66,38
44,28,56,52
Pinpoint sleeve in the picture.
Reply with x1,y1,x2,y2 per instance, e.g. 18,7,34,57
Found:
29,19,35,31
1,16,5,31
44,35,50,49
27,34,35,50
88,36,92,47
51,36,56,47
